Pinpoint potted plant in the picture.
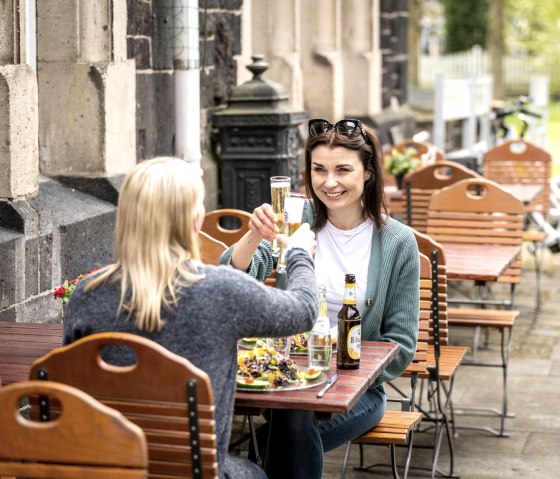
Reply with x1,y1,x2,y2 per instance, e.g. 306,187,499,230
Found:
384,147,422,189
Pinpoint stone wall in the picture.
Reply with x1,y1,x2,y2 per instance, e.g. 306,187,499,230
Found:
0,1,410,324
0,0,243,323
127,0,242,209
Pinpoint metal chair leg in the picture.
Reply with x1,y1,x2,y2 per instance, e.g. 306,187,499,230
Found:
340,441,352,479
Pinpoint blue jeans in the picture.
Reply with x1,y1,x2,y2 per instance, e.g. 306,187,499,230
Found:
262,385,386,479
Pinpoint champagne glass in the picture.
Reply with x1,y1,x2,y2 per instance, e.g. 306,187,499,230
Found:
276,192,305,274
270,176,291,256
266,336,291,359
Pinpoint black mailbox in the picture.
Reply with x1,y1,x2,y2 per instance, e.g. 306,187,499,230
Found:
212,55,305,213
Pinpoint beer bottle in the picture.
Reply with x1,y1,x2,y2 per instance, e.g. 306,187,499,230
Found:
337,274,361,369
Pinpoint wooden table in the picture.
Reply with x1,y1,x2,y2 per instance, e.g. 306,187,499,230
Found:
0,323,399,420
442,242,521,283
235,341,399,417
0,322,64,385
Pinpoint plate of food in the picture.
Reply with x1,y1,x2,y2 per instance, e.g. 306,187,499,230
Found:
238,337,266,349
236,346,326,392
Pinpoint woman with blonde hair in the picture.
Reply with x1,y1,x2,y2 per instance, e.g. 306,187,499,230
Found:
64,157,318,479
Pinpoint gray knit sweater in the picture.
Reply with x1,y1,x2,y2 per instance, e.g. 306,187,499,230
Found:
64,248,318,479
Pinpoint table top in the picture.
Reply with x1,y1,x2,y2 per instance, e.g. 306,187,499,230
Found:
501,183,544,206
0,323,400,418
234,341,399,416
0,322,64,385
442,242,521,282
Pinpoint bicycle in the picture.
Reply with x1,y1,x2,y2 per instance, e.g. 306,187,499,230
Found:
490,95,542,145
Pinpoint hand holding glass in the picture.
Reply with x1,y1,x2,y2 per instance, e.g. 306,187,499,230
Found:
276,193,305,273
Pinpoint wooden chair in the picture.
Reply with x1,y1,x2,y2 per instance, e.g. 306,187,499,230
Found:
483,139,552,214
30,332,219,479
201,210,277,287
201,209,251,246
339,253,430,479
0,380,148,479
412,230,469,478
427,177,525,308
484,139,552,312
402,161,480,232
199,231,228,266
426,180,524,436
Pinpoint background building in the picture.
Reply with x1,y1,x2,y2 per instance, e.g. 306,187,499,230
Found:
0,0,409,323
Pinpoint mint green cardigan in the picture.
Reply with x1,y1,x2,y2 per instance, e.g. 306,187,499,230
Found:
219,201,420,387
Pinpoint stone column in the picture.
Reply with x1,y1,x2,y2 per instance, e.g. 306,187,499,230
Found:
37,0,136,177
240,0,303,111
301,0,344,120
0,0,39,200
342,0,382,117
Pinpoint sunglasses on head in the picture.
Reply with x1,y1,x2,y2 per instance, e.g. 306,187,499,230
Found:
308,118,368,143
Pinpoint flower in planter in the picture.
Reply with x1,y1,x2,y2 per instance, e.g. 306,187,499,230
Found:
384,147,422,180
53,268,100,304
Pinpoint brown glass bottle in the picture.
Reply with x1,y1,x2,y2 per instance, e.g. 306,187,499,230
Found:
336,274,361,370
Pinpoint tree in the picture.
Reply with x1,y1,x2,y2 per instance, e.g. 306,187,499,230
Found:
442,0,489,53
488,0,505,99
408,0,423,87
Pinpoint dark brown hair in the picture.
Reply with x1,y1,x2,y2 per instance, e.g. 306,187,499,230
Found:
304,124,387,230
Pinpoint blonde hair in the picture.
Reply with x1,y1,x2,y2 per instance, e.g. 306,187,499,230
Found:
86,157,205,332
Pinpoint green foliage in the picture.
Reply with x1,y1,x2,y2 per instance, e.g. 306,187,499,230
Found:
442,0,489,53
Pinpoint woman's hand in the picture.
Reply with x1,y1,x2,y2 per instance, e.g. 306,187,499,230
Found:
248,203,280,242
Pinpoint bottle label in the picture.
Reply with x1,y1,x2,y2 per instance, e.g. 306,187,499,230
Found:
312,315,331,335
343,284,357,305
347,324,361,360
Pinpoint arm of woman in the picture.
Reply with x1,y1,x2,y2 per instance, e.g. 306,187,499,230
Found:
219,199,315,281
223,246,319,339
374,232,420,386
219,203,277,280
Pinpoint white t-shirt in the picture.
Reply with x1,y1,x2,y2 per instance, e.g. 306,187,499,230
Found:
314,219,374,328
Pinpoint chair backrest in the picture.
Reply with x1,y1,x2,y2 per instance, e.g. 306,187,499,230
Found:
30,332,219,479
199,231,228,266
0,380,148,479
402,161,480,232
413,229,449,346
426,178,525,285
483,139,552,213
201,209,251,246
404,253,431,376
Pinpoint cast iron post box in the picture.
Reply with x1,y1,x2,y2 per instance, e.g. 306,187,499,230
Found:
212,55,305,212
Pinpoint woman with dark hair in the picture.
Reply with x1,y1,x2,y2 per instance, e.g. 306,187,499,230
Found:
221,120,420,479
